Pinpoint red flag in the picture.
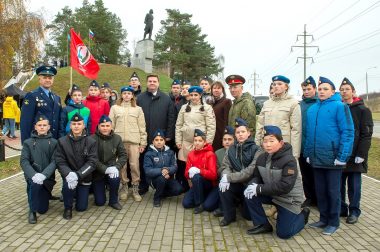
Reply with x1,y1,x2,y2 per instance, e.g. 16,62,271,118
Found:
70,28,100,79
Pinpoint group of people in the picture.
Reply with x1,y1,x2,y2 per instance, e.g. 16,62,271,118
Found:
19,64,373,239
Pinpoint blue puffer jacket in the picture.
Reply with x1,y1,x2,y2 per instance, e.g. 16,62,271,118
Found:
304,93,354,169
143,145,177,184
300,95,318,153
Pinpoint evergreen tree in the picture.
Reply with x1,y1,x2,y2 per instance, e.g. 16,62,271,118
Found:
46,0,128,65
154,9,220,82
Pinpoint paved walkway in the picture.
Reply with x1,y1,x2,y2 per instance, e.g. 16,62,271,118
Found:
2,130,22,159
0,173,379,252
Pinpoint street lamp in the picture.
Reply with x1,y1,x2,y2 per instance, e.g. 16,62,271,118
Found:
366,66,377,101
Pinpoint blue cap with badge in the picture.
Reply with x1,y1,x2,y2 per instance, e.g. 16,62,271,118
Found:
319,76,335,90
121,86,135,93
36,65,57,76
188,86,203,94
235,118,248,127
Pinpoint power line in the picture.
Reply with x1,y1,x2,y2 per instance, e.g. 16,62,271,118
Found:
316,29,380,57
307,0,337,27
316,42,380,63
314,1,380,42
310,0,361,33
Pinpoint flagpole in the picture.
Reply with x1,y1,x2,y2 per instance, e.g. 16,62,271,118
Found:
66,33,69,67
88,29,91,51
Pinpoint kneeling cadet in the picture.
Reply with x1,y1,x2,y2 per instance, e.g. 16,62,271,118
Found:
92,115,127,210
244,125,309,239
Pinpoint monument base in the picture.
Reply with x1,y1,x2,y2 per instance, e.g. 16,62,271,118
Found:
132,39,154,73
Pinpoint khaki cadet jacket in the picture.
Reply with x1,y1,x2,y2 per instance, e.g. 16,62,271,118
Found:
109,101,147,147
175,103,216,161
255,92,301,158
228,92,256,136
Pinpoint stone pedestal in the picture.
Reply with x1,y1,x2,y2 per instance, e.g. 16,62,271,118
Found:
132,39,154,73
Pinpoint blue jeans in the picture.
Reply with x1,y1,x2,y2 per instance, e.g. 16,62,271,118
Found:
62,180,90,211
341,172,362,217
2,118,15,137
26,179,50,214
182,174,218,211
92,176,120,206
313,168,342,227
245,195,305,239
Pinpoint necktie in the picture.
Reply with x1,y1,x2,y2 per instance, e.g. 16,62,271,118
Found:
48,92,54,102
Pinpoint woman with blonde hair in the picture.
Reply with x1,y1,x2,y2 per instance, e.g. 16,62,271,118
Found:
109,86,147,202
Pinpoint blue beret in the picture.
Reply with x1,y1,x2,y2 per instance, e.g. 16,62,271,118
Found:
224,126,235,135
303,76,316,87
172,79,181,85
153,129,165,139
194,129,205,137
318,76,335,90
264,125,282,137
36,65,57,76
121,85,134,93
70,112,84,122
272,75,290,84
130,71,139,80
99,115,112,124
101,82,111,89
225,75,245,85
235,118,248,127
34,113,49,124
188,86,203,94
89,80,99,88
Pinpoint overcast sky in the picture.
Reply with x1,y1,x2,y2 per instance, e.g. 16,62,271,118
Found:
27,0,380,96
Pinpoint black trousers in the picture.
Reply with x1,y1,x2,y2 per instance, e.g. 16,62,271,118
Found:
299,153,317,203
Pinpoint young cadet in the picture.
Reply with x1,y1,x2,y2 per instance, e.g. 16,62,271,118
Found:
182,129,218,214
92,115,127,210
144,129,183,207
218,118,261,226
56,113,97,220
59,84,91,137
339,77,373,224
244,125,309,239
213,125,235,217
21,114,58,224
83,80,110,135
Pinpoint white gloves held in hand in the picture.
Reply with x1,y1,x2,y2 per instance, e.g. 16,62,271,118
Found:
32,173,46,185
355,156,364,164
219,174,230,192
66,172,78,190
188,167,200,178
105,166,119,178
244,183,258,199
306,157,310,164
334,159,346,166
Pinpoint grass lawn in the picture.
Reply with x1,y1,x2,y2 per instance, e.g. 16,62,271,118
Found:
372,112,380,122
0,156,22,180
367,137,380,180
25,64,173,99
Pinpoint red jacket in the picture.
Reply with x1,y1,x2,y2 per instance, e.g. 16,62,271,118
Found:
185,143,217,184
83,95,110,134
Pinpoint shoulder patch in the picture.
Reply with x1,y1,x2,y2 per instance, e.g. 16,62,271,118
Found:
288,168,295,175
24,99,29,105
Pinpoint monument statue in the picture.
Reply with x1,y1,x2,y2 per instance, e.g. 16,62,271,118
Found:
143,9,154,40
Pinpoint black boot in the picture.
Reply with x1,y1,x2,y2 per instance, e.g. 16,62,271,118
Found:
302,207,311,224
194,205,204,214
63,208,72,220
247,223,273,235
28,211,37,224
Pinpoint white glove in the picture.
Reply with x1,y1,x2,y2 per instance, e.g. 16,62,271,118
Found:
219,181,230,192
244,183,258,199
105,166,119,178
189,167,200,179
66,172,78,183
306,157,310,164
220,174,228,183
67,180,78,190
32,173,46,185
334,159,346,166
355,156,365,164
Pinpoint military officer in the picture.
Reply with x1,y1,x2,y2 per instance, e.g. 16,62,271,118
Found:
21,65,62,143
